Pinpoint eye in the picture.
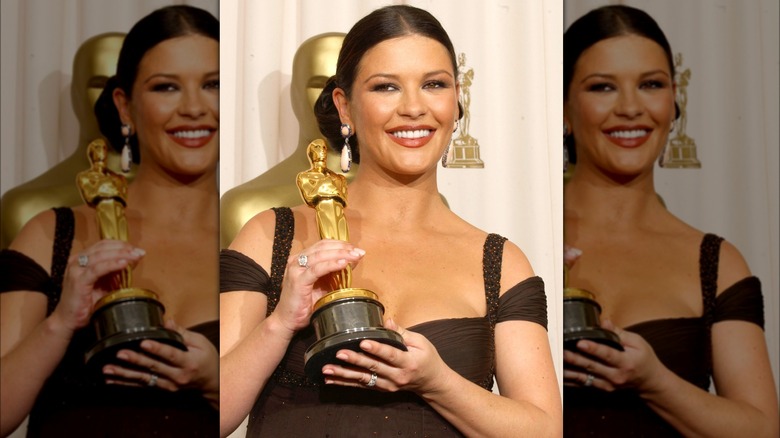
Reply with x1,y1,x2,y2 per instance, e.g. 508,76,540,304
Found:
587,82,615,92
640,80,667,90
371,82,399,92
423,80,448,89
151,82,178,92
204,79,220,90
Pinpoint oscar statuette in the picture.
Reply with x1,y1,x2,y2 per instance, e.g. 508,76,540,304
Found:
563,264,622,352
77,139,185,368
297,139,406,382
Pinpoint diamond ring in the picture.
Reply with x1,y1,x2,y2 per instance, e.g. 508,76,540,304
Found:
366,372,378,387
584,374,595,387
297,254,308,268
77,254,89,267
148,373,158,387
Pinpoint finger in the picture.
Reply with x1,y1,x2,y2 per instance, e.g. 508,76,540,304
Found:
357,340,406,368
138,339,186,366
576,339,622,366
104,366,177,391
322,364,378,388
116,347,178,377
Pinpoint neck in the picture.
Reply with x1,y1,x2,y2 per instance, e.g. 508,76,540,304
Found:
348,163,445,232
564,164,664,231
127,166,218,227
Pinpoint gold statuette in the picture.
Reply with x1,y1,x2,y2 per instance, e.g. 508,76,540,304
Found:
448,53,484,168
660,53,701,168
297,140,406,382
78,139,185,368
562,261,622,352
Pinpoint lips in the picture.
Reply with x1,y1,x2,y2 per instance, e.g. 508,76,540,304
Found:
603,127,651,148
167,127,217,148
387,127,435,148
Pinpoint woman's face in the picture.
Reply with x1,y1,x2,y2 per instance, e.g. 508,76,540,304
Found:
335,34,459,176
564,34,675,178
115,34,219,178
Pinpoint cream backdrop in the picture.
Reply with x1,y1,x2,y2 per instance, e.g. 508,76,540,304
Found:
565,0,780,400
0,1,218,437
219,0,563,422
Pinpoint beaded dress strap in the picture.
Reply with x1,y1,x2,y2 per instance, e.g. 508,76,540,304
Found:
699,233,723,378
481,233,506,390
267,207,294,316
48,207,75,314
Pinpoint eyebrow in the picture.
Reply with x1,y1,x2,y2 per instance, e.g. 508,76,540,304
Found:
143,70,220,84
363,69,454,84
580,69,671,83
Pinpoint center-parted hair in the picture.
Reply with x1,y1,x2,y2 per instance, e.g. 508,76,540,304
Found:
564,5,677,164
314,5,461,164
94,5,219,163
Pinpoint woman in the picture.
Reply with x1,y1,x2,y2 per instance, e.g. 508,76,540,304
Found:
562,5,778,437
219,5,561,438
0,5,219,437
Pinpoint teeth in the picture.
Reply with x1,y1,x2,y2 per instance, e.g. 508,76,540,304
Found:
173,129,211,139
392,129,431,139
609,129,648,139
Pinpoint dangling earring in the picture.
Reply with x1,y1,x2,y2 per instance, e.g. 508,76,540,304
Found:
563,122,570,173
121,124,132,173
442,120,458,168
340,123,352,173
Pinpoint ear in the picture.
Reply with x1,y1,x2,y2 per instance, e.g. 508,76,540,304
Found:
332,87,352,126
112,87,132,129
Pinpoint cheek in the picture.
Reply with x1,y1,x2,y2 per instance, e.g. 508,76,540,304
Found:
572,96,612,128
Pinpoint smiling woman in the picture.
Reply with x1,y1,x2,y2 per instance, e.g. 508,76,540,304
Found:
562,5,778,437
0,5,220,437
219,5,561,438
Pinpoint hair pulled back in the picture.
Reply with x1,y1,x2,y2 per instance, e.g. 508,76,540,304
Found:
314,5,461,163
564,5,677,164
94,5,218,163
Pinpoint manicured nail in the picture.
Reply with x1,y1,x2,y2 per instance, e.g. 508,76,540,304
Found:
360,341,372,351
132,248,146,256
322,368,334,375
353,248,366,256
336,352,348,361
117,351,128,360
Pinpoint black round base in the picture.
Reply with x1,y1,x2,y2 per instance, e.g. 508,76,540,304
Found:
85,327,186,370
304,327,406,383
564,327,623,352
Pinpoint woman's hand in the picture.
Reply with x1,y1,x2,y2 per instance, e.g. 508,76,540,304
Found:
50,240,145,335
321,318,451,395
563,320,666,394
272,239,365,338
103,319,219,407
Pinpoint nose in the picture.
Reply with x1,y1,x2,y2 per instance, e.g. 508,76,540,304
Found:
179,87,207,118
398,89,426,119
615,88,643,119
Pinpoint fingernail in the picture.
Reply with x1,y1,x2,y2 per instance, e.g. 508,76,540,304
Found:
337,259,347,265
117,352,128,360
324,379,333,385
360,341,372,351
103,367,114,375
353,248,366,256
140,341,151,349
336,352,348,361
322,368,333,375
132,248,146,256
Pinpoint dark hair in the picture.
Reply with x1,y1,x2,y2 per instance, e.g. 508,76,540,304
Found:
314,5,462,163
564,5,677,164
94,5,219,163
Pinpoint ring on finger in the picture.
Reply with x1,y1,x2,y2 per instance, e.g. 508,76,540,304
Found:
584,373,595,387
148,373,158,387
366,372,378,387
78,254,89,267
297,254,309,268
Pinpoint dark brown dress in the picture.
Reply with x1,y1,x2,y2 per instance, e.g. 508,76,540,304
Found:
0,207,219,438
220,207,549,437
563,234,765,437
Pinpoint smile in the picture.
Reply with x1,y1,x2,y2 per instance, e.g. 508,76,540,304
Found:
392,129,431,139
172,129,213,139
607,129,649,139
168,128,216,148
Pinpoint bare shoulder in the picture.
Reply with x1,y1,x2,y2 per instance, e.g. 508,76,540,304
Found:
499,238,535,296
716,238,752,295
228,209,280,268
8,209,58,273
